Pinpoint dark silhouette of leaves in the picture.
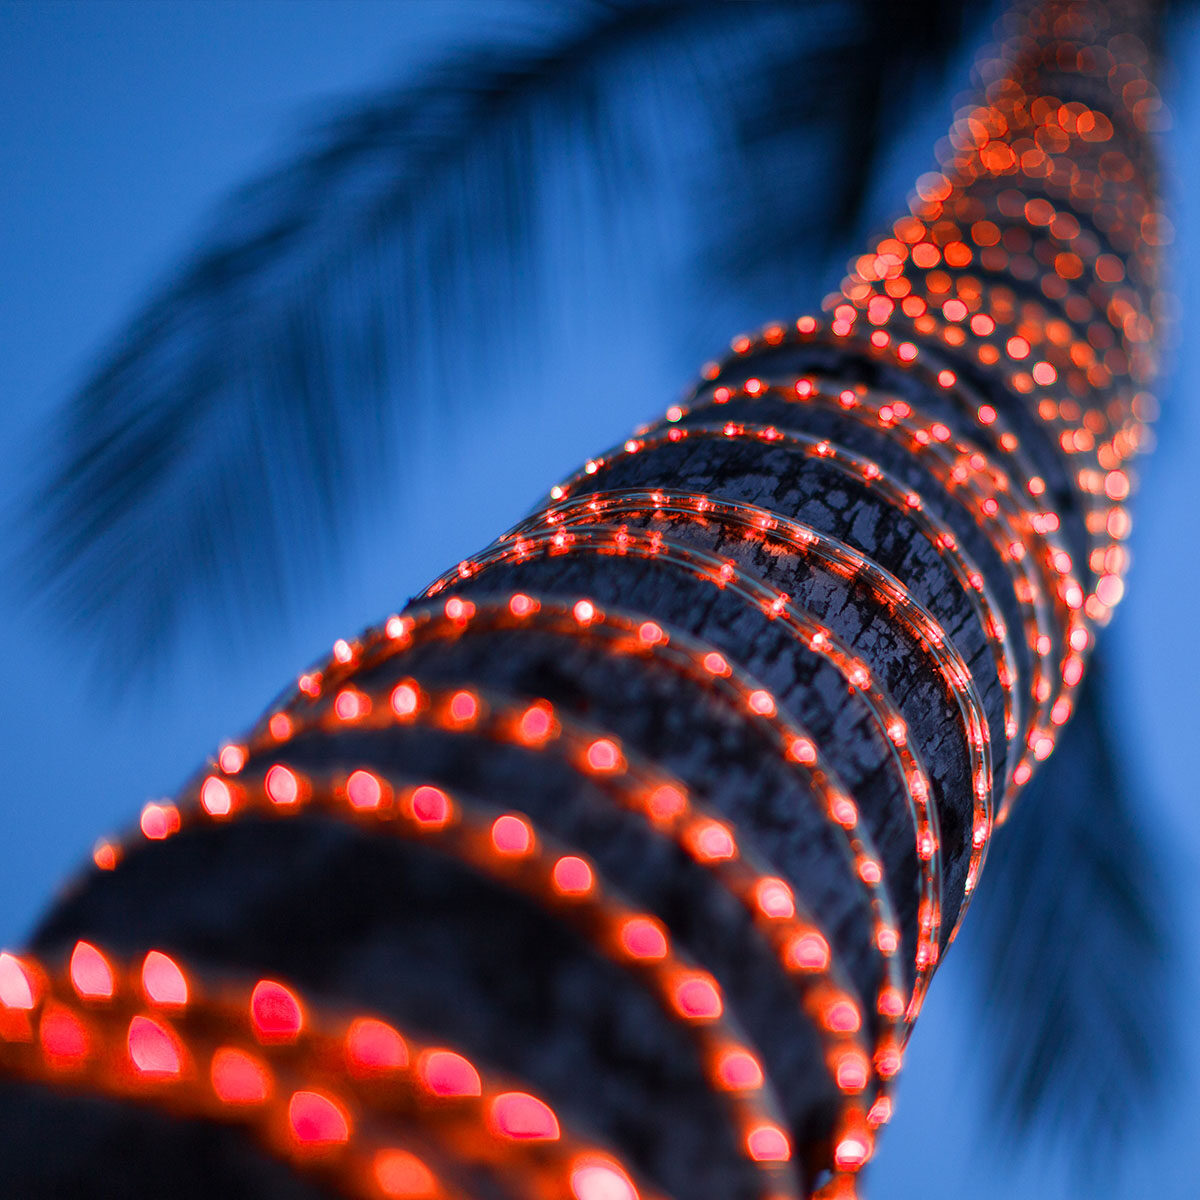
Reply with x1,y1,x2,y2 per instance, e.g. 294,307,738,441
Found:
957,647,1174,1170
25,0,984,675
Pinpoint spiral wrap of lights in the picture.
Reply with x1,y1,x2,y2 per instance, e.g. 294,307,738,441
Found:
0,2,1164,1198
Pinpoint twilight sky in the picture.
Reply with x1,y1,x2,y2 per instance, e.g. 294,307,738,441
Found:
1,2,1197,1196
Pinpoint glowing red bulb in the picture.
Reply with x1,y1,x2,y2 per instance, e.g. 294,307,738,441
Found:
787,736,817,764
619,917,667,960
754,878,795,919
825,998,864,1036
39,1005,90,1066
0,952,36,1010
448,690,478,723
673,974,722,1020
92,841,119,871
346,770,383,811
570,1159,639,1200
288,1089,350,1146
518,702,553,744
509,592,537,617
69,942,114,1001
746,1124,791,1162
374,1150,437,1198
419,1049,481,1097
552,856,594,897
717,1049,764,1090
218,744,247,774
250,980,303,1042
787,932,831,972
334,689,367,720
834,1133,872,1170
690,820,735,861
491,814,534,856
585,739,621,772
141,951,188,1007
128,1015,183,1078
489,1091,561,1140
211,1046,272,1104
409,785,450,828
346,1018,408,1074
140,802,179,841
390,682,420,717
637,621,664,645
200,775,233,816
647,784,686,820
265,764,300,806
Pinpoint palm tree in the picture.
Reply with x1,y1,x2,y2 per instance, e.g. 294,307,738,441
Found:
0,0,1176,1196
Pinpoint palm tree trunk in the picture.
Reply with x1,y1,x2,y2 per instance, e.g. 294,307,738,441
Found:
0,1,1164,1197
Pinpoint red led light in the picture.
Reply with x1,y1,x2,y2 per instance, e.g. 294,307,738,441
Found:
265,764,300,807
390,682,420,717
518,702,554,744
92,841,119,870
418,1049,481,1097
824,998,862,1034
346,1018,408,1074
141,952,188,1007
570,1159,639,1200
618,917,668,961
585,738,621,772
200,775,233,816
140,802,180,840
218,744,247,774
491,814,534,856
755,878,795,920
646,784,686,820
408,785,450,828
448,690,478,723
288,1089,350,1146
250,980,303,1042
489,1091,561,1140
374,1150,437,1198
552,856,594,896
673,975,723,1020
39,1005,90,1067
0,953,36,1010
211,1046,271,1104
69,942,114,1001
127,1015,183,1078
746,1124,791,1162
787,932,831,972
345,770,383,811
690,820,735,861
717,1049,764,1091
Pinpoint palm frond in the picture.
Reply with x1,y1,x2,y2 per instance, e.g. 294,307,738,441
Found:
22,0,993,676
957,648,1175,1169
692,0,996,331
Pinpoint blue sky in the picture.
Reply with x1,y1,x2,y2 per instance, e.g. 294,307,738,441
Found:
1,2,1197,1196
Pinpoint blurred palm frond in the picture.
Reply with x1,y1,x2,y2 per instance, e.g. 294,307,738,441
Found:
23,0,982,673
958,650,1174,1168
